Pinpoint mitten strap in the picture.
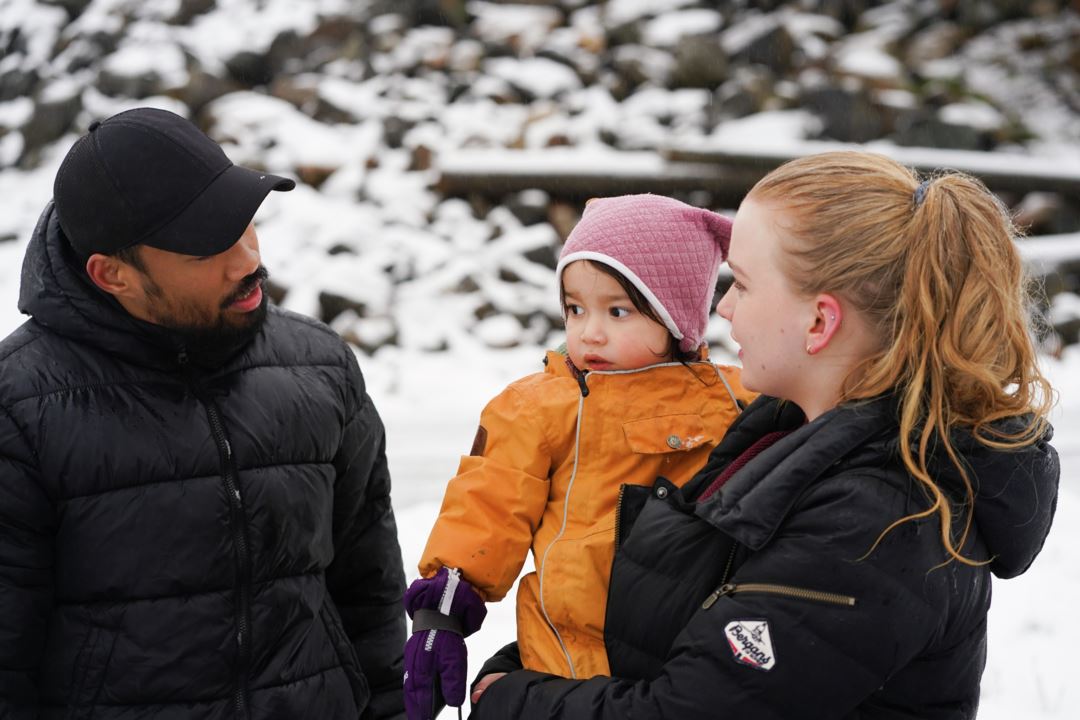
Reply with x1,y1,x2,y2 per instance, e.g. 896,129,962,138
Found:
412,608,464,635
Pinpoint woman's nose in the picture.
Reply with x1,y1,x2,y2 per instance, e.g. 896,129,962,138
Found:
716,286,736,320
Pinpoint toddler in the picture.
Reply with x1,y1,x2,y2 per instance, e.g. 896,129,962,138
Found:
403,194,755,719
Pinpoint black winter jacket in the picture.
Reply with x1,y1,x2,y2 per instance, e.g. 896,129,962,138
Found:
473,394,1059,720
0,204,406,719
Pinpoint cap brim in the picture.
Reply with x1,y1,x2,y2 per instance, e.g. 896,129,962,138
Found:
140,165,294,256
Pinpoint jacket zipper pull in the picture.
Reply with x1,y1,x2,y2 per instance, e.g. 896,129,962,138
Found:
702,583,736,610
575,370,589,398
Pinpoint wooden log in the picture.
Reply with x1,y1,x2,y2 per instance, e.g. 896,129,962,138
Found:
436,141,1080,201
664,139,1080,196
435,149,760,206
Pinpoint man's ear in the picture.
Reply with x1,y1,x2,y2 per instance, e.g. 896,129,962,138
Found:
85,253,139,298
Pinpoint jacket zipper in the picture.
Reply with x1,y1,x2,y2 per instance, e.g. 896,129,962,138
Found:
182,352,252,720
702,582,857,610
537,388,586,679
613,484,627,552
719,542,739,585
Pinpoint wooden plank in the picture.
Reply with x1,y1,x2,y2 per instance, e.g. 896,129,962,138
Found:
435,149,759,205
437,142,1080,199
664,139,1080,196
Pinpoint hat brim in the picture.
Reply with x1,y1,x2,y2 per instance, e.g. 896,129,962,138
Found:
139,165,295,256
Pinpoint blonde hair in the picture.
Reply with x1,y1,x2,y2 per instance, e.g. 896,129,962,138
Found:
747,151,1053,565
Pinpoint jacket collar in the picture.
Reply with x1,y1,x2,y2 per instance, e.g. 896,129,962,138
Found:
693,395,896,551
693,394,1059,580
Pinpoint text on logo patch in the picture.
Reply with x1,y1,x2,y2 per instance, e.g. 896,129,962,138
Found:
724,619,776,671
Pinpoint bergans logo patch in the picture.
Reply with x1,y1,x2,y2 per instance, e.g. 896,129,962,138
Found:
724,619,776,671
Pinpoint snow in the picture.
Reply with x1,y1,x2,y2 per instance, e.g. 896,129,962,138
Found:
706,109,823,144
939,101,1006,132
483,57,583,99
641,8,723,47
102,40,189,88
0,98,33,129
721,13,780,56
835,45,904,80
468,1,564,54
602,0,698,28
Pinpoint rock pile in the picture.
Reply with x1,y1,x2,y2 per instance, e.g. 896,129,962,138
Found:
1,0,1078,351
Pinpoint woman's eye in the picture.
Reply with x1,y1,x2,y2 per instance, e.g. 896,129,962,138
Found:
609,307,630,318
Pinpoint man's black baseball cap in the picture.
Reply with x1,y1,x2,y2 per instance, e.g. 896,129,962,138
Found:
53,107,295,258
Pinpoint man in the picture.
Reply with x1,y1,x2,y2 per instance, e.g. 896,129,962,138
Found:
0,108,406,719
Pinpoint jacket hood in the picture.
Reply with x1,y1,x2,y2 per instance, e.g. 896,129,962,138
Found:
19,201,257,370
697,395,1059,580
931,418,1059,579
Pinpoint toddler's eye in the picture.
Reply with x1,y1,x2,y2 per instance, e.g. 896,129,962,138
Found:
565,304,584,316
732,280,746,292
609,307,630,319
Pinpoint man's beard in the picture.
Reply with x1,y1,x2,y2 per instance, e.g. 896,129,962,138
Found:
144,266,271,365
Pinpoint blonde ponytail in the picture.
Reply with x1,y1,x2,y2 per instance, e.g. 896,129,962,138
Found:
748,152,1053,565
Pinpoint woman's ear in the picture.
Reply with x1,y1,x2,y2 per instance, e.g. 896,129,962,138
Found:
805,294,843,355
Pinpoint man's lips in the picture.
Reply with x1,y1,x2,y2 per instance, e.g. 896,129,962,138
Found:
228,281,263,312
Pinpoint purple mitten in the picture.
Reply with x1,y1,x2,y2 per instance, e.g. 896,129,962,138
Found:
403,567,487,720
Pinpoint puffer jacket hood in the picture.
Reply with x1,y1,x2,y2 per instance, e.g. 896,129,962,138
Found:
22,201,165,364
697,395,1059,579
19,202,250,369
922,416,1058,579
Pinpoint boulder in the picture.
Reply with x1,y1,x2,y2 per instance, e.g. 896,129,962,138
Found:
0,63,37,103
39,0,92,19
802,86,885,143
610,44,674,87
168,0,216,25
20,80,82,158
672,35,729,89
892,111,988,150
725,16,795,74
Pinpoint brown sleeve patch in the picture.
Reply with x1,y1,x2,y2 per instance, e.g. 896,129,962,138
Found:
469,425,488,456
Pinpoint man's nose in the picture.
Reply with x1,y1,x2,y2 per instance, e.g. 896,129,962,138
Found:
225,224,261,280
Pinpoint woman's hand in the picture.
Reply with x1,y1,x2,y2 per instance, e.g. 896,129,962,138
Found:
470,672,507,704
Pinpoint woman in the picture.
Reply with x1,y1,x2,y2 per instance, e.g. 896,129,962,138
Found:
468,151,1059,719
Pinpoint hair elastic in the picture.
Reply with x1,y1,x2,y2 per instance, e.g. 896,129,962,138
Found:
913,179,932,208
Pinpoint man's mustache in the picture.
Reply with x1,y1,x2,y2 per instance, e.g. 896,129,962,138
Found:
222,266,269,307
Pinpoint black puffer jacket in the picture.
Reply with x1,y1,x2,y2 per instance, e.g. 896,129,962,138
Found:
474,394,1059,719
0,204,406,719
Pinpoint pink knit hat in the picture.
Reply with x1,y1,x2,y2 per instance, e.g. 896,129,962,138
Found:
555,194,731,353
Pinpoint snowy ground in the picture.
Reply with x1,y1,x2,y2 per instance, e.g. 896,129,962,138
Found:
363,344,1079,719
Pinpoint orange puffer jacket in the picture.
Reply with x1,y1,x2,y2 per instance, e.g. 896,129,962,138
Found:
419,350,754,679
